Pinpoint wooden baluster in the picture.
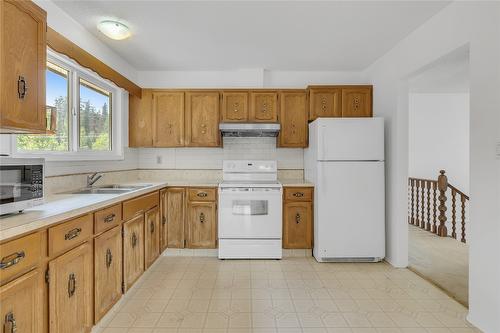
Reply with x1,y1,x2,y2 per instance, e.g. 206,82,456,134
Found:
420,179,425,228
432,182,437,233
426,181,431,231
437,170,448,237
451,189,457,239
461,195,467,243
415,180,420,227
411,179,415,225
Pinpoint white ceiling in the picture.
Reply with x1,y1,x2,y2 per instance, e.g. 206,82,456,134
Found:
53,1,450,71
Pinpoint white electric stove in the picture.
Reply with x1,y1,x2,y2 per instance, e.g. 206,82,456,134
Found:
218,160,283,259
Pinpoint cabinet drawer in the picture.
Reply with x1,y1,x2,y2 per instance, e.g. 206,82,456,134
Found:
188,188,216,201
284,187,313,201
48,214,93,257
123,191,159,220
0,232,41,285
94,203,122,234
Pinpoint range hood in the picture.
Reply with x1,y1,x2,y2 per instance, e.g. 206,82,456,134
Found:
219,123,280,137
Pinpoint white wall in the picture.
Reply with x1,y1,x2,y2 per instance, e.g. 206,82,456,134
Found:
409,93,470,194
364,2,500,332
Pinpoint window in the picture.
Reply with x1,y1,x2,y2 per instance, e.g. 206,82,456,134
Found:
14,50,123,160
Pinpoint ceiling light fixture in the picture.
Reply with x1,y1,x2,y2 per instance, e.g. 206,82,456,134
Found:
97,20,131,40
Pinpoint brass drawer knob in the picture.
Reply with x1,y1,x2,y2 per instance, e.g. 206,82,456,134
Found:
104,213,116,223
199,212,205,223
0,251,25,270
295,213,301,224
105,248,113,268
65,228,82,240
131,232,138,248
4,312,17,333
68,273,76,298
293,192,304,197
197,192,208,197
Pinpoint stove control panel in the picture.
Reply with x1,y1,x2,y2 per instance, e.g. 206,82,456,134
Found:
223,160,277,173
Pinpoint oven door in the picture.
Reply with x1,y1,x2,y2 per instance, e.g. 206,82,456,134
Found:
218,187,282,239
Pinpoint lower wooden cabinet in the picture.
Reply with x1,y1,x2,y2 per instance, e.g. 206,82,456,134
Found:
165,188,186,249
187,201,217,248
123,214,145,292
283,187,314,249
0,269,41,333
48,242,93,333
145,207,160,268
94,226,122,322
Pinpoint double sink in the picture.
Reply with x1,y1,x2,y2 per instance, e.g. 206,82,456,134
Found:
67,184,153,195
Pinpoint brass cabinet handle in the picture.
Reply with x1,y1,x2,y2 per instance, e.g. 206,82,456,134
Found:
105,248,112,268
199,212,205,223
104,213,116,223
0,251,25,270
162,216,167,225
131,232,138,248
295,213,301,224
18,76,27,99
68,273,76,298
150,221,155,233
292,192,304,197
4,312,17,333
65,228,82,240
197,192,208,198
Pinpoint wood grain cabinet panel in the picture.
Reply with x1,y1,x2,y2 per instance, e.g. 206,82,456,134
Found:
0,0,47,133
278,91,308,148
48,242,93,333
284,187,313,202
309,87,341,120
165,188,185,249
0,232,41,285
222,92,248,122
129,89,153,147
249,91,278,122
48,214,93,257
153,91,185,147
145,206,160,268
122,214,144,292
185,91,220,147
187,201,217,249
0,269,42,333
283,201,312,249
94,226,122,323
187,187,217,201
160,189,168,252
94,203,122,235
341,87,372,117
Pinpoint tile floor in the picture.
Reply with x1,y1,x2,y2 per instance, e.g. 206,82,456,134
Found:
94,256,480,333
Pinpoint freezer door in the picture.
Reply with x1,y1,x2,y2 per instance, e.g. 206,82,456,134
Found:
315,161,385,260
317,118,384,161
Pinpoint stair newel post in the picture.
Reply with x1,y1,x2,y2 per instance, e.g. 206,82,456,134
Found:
437,170,448,237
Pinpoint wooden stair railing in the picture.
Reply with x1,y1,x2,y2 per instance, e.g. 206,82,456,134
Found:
408,170,469,243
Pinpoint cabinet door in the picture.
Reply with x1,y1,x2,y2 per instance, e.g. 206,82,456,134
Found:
0,269,41,333
48,242,93,333
129,89,153,147
153,91,184,147
123,215,144,291
249,91,278,122
0,0,46,133
160,189,168,252
278,92,308,148
283,202,312,249
166,188,185,249
185,91,220,147
341,87,372,117
309,88,341,120
187,201,216,249
221,92,248,122
145,206,160,268
94,226,122,323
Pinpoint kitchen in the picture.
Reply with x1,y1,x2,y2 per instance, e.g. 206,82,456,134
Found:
1,1,500,333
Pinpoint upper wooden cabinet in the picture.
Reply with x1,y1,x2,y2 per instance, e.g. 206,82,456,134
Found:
308,87,341,120
153,91,185,147
221,91,248,122
0,269,42,333
342,87,372,117
278,91,308,148
129,89,153,147
185,91,220,147
0,0,47,133
250,91,278,122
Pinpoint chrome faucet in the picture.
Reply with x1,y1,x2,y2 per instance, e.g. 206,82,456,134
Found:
87,172,103,187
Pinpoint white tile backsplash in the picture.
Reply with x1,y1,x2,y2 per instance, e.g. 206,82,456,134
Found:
138,137,303,170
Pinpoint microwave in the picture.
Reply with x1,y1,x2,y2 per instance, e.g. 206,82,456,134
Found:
0,157,44,216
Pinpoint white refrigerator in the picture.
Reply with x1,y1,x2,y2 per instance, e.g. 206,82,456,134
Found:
304,118,385,262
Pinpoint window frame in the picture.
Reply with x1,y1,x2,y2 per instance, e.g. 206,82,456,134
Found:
12,49,124,161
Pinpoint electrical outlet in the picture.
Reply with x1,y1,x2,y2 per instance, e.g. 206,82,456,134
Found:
156,155,162,164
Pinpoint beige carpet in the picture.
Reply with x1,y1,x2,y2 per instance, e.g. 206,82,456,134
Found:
409,224,469,306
